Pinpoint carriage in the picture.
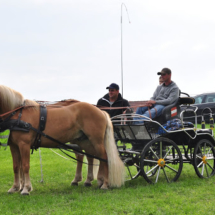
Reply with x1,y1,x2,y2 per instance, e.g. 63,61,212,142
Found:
111,95,215,183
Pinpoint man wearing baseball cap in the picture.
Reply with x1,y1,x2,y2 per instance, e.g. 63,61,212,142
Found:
97,83,130,118
135,68,179,122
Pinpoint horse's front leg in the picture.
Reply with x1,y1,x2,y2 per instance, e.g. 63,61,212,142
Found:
71,153,84,186
19,142,33,195
8,144,22,193
20,165,25,191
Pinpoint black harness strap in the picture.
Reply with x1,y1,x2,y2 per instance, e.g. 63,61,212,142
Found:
32,105,47,154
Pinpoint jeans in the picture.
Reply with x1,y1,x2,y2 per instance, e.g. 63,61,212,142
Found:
134,104,165,124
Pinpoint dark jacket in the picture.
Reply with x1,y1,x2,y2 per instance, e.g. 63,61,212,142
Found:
97,93,130,118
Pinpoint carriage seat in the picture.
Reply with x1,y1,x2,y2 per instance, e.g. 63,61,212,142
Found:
154,96,195,125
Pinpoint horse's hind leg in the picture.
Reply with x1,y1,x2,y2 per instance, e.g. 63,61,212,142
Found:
84,156,95,187
8,144,21,193
71,153,84,186
91,143,108,189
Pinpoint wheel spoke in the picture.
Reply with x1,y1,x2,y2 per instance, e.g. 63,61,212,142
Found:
197,146,203,157
146,164,159,175
205,163,209,177
160,141,162,158
155,167,161,183
165,164,179,173
204,143,206,155
196,154,202,160
197,161,203,168
134,164,140,168
201,163,205,175
149,147,159,160
143,159,158,164
205,147,212,157
162,168,170,183
163,146,173,159
126,166,133,179
206,162,215,171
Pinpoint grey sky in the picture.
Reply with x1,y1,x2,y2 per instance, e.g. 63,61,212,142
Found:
1,0,215,104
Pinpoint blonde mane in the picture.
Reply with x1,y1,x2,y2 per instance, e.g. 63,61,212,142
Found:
0,85,38,113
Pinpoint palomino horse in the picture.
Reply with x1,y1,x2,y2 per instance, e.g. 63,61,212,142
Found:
49,99,98,187
0,85,125,195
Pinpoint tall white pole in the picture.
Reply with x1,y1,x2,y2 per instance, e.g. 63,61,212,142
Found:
121,3,130,98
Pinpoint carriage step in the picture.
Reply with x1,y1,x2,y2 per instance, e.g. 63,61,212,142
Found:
118,149,141,155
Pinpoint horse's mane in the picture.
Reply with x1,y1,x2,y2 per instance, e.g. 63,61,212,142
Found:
0,85,38,113
48,99,80,107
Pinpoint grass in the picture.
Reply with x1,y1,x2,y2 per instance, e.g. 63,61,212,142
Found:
1,127,215,215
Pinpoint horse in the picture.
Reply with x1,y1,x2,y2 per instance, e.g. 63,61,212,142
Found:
0,85,125,195
49,99,98,187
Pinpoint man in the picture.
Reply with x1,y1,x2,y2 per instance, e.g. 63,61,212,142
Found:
97,83,130,118
135,68,179,121
159,76,164,85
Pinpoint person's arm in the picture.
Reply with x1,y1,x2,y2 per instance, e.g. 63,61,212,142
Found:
150,86,161,101
155,87,179,106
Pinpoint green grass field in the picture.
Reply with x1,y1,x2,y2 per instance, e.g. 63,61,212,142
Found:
1,142,215,215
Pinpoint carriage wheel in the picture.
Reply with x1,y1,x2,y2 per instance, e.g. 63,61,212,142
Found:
123,155,141,181
193,139,215,178
124,157,141,180
140,137,183,184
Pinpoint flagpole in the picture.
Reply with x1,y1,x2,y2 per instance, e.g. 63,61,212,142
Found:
121,3,130,98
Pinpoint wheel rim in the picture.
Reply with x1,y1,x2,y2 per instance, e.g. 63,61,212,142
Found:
140,137,183,183
193,139,215,178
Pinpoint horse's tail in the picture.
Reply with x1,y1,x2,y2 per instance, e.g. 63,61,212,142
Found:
103,112,125,187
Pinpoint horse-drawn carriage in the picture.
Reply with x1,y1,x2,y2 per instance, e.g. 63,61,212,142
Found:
112,94,215,183
1,85,215,195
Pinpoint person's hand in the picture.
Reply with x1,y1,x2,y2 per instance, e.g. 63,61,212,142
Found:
146,100,155,107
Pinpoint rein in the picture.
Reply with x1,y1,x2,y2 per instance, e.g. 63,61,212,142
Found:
30,126,107,162
35,99,149,111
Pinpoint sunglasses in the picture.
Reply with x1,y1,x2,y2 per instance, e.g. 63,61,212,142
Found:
161,73,167,76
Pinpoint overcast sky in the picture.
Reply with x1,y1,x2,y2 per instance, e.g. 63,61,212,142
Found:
1,0,215,104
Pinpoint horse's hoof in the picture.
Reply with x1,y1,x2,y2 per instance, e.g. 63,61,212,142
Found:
100,184,109,190
84,183,92,187
8,187,20,194
21,192,30,196
100,187,108,190
71,182,78,186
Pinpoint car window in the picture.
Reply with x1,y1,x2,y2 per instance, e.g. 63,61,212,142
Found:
205,94,215,103
194,95,204,104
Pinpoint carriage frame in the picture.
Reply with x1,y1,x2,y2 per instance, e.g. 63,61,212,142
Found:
111,101,215,184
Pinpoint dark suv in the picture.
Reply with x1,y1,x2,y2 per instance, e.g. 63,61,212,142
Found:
181,92,215,124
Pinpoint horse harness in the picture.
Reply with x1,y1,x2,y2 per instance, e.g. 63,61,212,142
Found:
0,105,107,163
